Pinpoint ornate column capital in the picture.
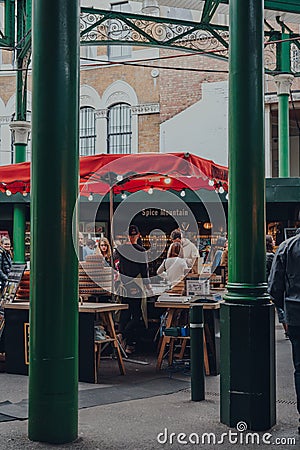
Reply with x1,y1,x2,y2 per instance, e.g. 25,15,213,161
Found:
95,109,108,119
131,103,160,115
274,73,294,96
9,120,31,145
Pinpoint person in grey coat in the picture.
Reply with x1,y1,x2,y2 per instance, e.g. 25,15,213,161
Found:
268,229,300,434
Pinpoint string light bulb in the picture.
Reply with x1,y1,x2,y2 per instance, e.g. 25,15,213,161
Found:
148,186,154,195
180,189,186,197
121,191,127,200
116,174,123,182
164,177,171,185
6,189,12,196
22,190,28,197
88,193,93,201
219,186,224,194
225,193,229,200
208,179,214,187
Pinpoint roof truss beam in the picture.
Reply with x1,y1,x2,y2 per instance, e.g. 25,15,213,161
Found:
201,0,222,24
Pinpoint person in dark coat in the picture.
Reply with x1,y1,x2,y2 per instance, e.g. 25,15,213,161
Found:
115,225,152,354
268,229,300,434
0,237,12,293
266,234,288,337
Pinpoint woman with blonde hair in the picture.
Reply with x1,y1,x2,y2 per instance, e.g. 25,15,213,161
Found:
96,237,112,266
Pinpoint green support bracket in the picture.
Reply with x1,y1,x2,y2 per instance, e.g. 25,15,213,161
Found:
201,0,222,24
219,0,300,15
80,8,229,58
0,0,15,47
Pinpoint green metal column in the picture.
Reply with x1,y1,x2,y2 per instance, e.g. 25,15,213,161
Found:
274,73,294,177
220,0,276,431
28,0,79,444
12,203,26,263
278,93,290,176
11,0,30,263
12,131,28,262
274,31,293,177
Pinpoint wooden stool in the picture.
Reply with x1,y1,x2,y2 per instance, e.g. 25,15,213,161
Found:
93,310,126,383
94,337,117,383
167,334,210,375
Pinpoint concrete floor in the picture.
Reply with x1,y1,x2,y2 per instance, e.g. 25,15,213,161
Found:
0,325,298,450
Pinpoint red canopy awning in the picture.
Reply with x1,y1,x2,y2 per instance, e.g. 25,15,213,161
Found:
0,152,228,196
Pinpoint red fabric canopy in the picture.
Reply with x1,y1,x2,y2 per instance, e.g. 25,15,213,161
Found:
0,152,228,195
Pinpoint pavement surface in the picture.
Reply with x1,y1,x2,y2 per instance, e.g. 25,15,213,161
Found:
0,324,299,450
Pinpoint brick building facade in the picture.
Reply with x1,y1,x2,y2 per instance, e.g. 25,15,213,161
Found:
0,3,298,178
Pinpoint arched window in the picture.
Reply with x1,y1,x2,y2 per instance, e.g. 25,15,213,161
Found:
107,103,132,154
80,106,96,155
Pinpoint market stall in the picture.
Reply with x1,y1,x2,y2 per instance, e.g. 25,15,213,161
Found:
4,301,128,383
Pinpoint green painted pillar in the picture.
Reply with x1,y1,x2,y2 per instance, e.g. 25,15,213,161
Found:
10,0,31,263
12,203,26,263
10,123,31,263
28,0,79,444
274,73,294,177
220,0,276,431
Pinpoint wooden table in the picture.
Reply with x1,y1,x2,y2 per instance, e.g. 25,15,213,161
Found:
4,301,128,383
155,298,222,374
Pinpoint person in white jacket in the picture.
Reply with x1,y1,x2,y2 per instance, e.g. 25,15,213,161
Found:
168,229,199,271
157,242,188,288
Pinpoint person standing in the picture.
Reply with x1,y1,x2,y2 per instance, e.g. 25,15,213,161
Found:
266,234,288,338
268,230,300,433
115,225,152,354
0,237,12,294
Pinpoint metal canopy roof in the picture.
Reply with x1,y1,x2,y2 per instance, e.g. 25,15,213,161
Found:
131,0,300,22
134,0,300,14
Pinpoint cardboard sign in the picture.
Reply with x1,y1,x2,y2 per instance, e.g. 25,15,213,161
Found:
0,263,26,304
0,264,26,339
284,228,298,240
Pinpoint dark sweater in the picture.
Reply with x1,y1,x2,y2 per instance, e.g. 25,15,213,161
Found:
115,243,150,286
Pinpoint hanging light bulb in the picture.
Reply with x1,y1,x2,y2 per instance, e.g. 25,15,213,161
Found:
88,193,93,201
116,174,123,182
180,189,186,197
148,186,154,195
208,179,214,187
164,177,171,185
6,189,12,196
225,193,229,200
219,186,224,194
121,191,127,200
22,190,28,197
